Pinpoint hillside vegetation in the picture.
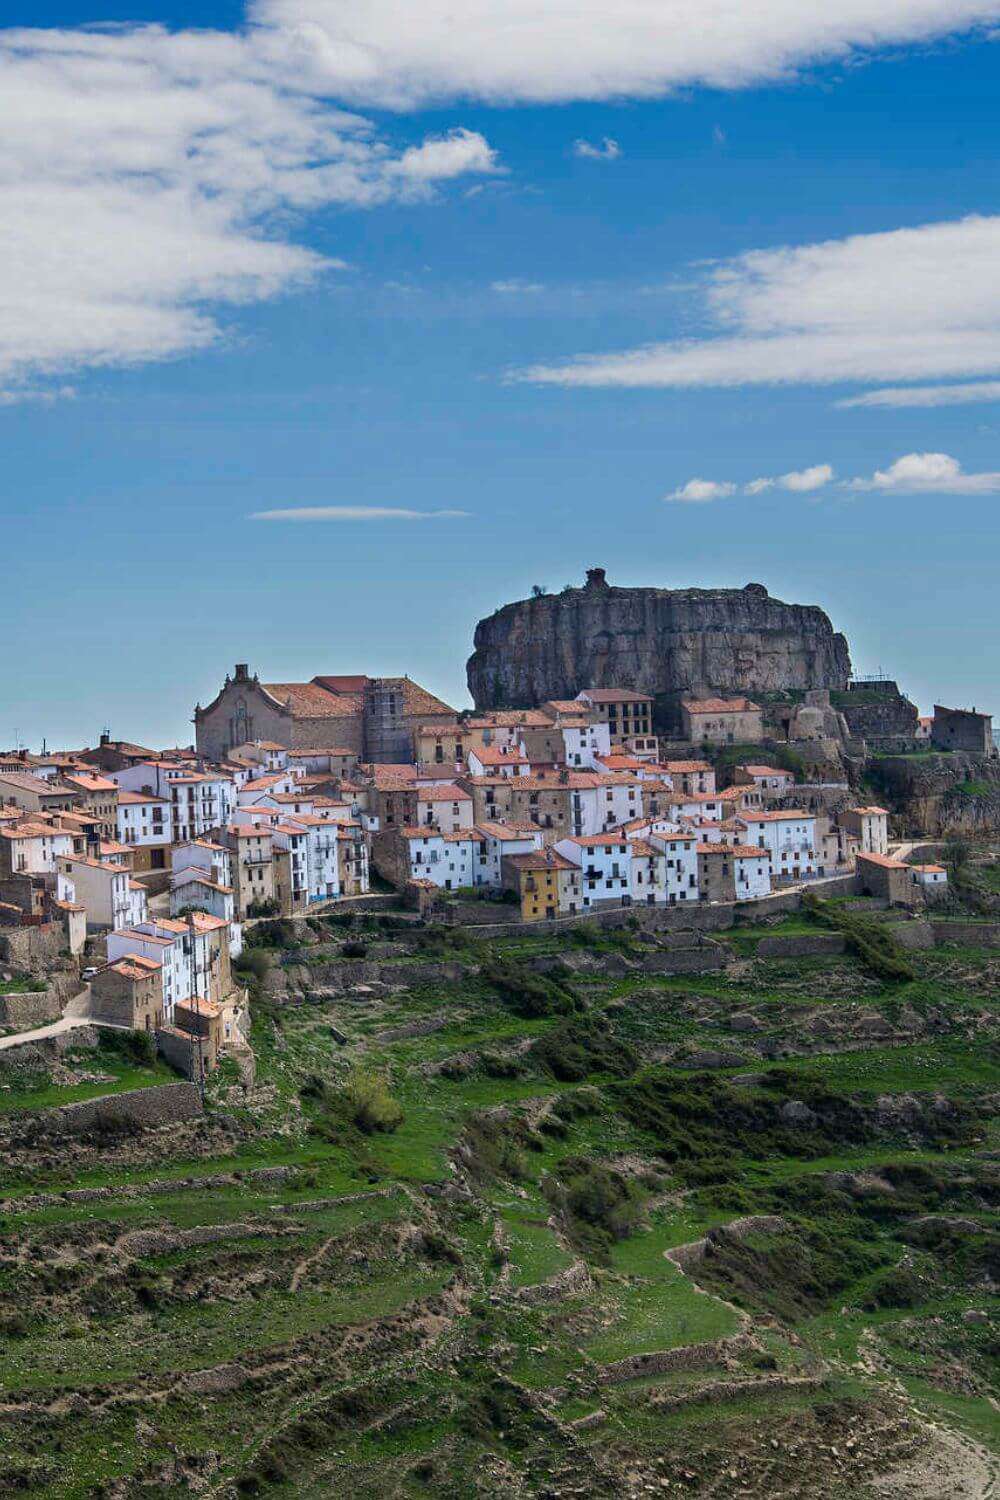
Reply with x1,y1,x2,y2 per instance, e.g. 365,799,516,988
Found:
0,899,997,1498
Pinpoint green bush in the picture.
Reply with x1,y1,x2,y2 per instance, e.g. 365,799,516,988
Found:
234,948,272,982
545,1155,646,1255
481,957,580,1019
341,940,368,958
530,1017,637,1083
341,1066,404,1134
96,1028,156,1068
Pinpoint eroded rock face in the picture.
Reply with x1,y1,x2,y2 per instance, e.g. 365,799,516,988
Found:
871,752,1000,835
467,572,851,717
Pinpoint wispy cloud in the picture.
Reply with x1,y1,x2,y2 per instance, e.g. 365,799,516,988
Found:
846,452,1000,493
837,381,1000,408
491,279,545,294
250,506,470,521
518,214,1000,393
573,137,621,160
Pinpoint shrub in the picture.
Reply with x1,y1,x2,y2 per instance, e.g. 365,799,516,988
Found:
530,1017,637,1083
546,1155,646,1254
234,948,272,982
481,957,580,1019
340,1066,403,1134
97,1028,156,1068
341,940,368,958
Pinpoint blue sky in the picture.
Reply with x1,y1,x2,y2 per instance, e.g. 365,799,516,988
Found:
3,3,1000,748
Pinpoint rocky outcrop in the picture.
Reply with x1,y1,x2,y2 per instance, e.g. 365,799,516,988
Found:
467,570,851,719
835,680,919,741
870,752,1000,836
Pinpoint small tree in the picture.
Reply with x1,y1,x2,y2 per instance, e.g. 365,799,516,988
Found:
531,584,547,598
944,837,971,874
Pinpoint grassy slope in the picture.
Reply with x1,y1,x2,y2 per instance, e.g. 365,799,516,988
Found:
0,910,997,1496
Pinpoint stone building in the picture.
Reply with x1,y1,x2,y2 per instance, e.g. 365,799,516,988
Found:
576,688,654,748
194,664,454,763
681,697,763,746
90,954,164,1031
856,852,921,908
502,848,581,921
931,705,994,754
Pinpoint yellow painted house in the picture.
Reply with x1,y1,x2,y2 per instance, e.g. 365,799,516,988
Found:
502,849,581,922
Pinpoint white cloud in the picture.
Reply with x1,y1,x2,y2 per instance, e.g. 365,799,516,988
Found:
837,380,1000,407
395,127,500,181
0,27,499,393
491,279,545,294
780,462,834,491
744,477,773,494
250,505,470,520
665,478,736,503
252,0,1000,107
519,214,1000,391
847,451,1000,493
573,137,621,160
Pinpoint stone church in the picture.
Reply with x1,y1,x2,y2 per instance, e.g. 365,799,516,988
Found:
194,665,455,764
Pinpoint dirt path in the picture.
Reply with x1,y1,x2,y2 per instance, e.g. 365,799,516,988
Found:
869,1423,999,1498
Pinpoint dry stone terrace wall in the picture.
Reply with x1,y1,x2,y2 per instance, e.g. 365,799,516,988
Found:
0,989,62,1029
0,922,66,970
43,1082,203,1135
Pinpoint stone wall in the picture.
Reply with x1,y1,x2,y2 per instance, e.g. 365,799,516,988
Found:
756,933,846,958
46,1082,202,1135
0,922,66,970
0,989,61,1029
931,920,1000,946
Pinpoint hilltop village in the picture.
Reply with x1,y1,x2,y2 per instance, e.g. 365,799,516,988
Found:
0,654,992,1080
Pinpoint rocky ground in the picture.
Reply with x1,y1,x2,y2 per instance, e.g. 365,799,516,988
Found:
0,896,996,1498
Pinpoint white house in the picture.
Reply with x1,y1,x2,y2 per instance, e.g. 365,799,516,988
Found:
400,828,474,889
627,837,669,905
172,839,233,889
561,718,612,768
648,829,700,903
841,806,890,857
736,765,795,793
57,855,131,931
910,863,948,891
288,814,341,903
567,773,643,838
556,832,632,909
116,789,172,848
170,872,241,957
467,745,531,778
415,783,474,834
0,820,74,875
665,791,725,823
113,762,236,841
473,822,543,886
736,810,818,883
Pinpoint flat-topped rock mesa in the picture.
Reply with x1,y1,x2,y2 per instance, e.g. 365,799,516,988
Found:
467,569,851,719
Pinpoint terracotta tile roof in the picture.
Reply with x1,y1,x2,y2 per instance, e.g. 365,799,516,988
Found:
469,745,530,766
62,772,118,793
241,773,290,791
737,809,813,823
0,821,72,840
106,955,162,980
851,806,890,816
0,770,67,794
739,765,792,777
659,760,712,774
596,754,647,771
505,849,577,871
648,829,696,843
417,783,472,802
628,838,658,856
564,832,630,847
579,688,653,704
114,927,173,947
287,747,356,758
465,709,554,728
263,682,360,718
173,872,233,895
176,995,222,1017
697,843,768,858
683,696,761,714
473,821,541,841
117,789,169,805
227,824,271,839
857,851,909,870
911,863,946,874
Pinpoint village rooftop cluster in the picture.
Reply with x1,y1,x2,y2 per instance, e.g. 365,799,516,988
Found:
1,665,972,1078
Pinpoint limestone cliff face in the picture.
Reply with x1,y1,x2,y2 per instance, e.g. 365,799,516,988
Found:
870,753,1000,837
467,572,851,718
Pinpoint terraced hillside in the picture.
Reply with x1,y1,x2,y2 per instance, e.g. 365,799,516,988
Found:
0,900,997,1498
